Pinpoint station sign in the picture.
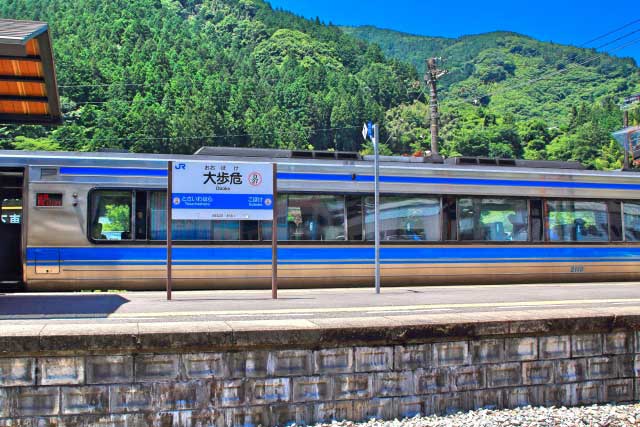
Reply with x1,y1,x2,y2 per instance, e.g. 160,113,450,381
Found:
171,161,273,221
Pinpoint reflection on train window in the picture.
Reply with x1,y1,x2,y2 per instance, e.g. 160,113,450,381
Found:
90,191,132,241
364,196,441,241
459,198,528,241
1,198,22,224
285,195,346,241
546,200,609,242
623,202,640,241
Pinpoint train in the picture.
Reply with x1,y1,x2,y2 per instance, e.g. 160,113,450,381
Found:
2,147,640,291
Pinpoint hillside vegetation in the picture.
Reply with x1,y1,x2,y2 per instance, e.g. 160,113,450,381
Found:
344,26,640,168
0,1,639,169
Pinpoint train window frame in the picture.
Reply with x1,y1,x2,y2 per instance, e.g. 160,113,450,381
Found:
88,189,134,243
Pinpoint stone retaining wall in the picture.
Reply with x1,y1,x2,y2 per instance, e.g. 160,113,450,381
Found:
0,317,639,426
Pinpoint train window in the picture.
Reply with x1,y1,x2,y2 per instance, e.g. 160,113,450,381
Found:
286,195,346,241
135,191,148,240
260,196,288,241
443,196,457,241
608,201,623,242
347,196,364,241
623,202,640,242
530,199,544,242
90,191,132,241
149,191,167,240
459,198,528,242
546,200,609,242
364,196,441,241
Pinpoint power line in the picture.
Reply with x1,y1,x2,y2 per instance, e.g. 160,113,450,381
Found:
594,27,640,50
579,18,640,47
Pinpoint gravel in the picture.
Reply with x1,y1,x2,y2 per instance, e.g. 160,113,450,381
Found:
309,404,640,427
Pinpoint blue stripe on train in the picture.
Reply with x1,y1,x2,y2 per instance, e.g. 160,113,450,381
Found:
58,167,640,192
26,246,640,266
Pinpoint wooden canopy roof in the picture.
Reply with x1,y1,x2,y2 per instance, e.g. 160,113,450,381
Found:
0,19,61,124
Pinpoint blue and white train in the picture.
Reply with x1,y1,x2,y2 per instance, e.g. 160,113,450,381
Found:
1,147,640,291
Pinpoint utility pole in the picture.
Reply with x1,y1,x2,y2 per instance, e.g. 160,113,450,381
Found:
623,110,630,169
424,58,447,158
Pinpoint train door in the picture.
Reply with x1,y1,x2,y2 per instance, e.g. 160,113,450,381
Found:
0,168,24,285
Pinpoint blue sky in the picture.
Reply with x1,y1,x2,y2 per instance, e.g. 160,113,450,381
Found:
268,0,640,63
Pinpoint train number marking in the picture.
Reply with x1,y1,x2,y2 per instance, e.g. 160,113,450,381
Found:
570,265,585,273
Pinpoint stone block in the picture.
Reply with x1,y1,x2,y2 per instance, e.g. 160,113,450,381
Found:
13,386,60,417
86,355,133,385
354,346,393,372
155,410,224,427
354,397,395,421
212,379,245,407
522,361,554,385
227,351,269,378
38,357,84,386
615,354,635,378
566,381,602,406
433,341,469,367
333,374,370,400
394,344,431,371
248,378,290,405
414,368,449,395
470,339,504,364
395,396,427,418
182,353,228,379
571,334,603,357
372,371,414,397
603,379,634,403
470,389,502,410
587,357,617,380
270,404,312,427
543,384,568,407
269,350,312,377
61,385,108,415
555,359,588,383
504,386,544,408
134,354,180,382
539,336,571,360
0,389,9,418
450,365,485,391
314,401,354,423
567,382,598,406
292,376,332,403
224,406,270,427
433,392,472,416
0,358,35,387
313,348,353,375
505,337,537,362
604,332,633,355
154,381,209,410
486,362,522,388
109,383,154,413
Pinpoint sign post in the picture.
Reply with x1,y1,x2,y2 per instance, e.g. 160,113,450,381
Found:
168,160,275,300
363,122,381,294
272,163,278,299
167,161,173,301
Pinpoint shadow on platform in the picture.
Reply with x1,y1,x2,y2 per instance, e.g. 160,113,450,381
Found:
0,294,129,318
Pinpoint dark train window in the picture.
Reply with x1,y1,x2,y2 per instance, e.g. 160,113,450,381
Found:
90,191,132,241
530,199,544,242
546,200,609,242
458,198,529,241
346,196,364,241
608,201,623,242
364,196,441,241
443,196,457,241
285,194,346,241
623,202,640,242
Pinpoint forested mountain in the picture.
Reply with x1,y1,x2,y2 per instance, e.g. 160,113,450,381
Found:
0,0,416,153
344,26,640,168
1,1,639,169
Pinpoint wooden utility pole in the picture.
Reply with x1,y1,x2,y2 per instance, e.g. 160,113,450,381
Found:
424,58,447,158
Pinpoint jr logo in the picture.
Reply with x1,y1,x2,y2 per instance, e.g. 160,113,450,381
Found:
174,163,186,170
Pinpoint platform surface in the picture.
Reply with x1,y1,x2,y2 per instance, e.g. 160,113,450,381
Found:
2,282,640,327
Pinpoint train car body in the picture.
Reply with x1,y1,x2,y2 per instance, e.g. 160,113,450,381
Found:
1,148,640,291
